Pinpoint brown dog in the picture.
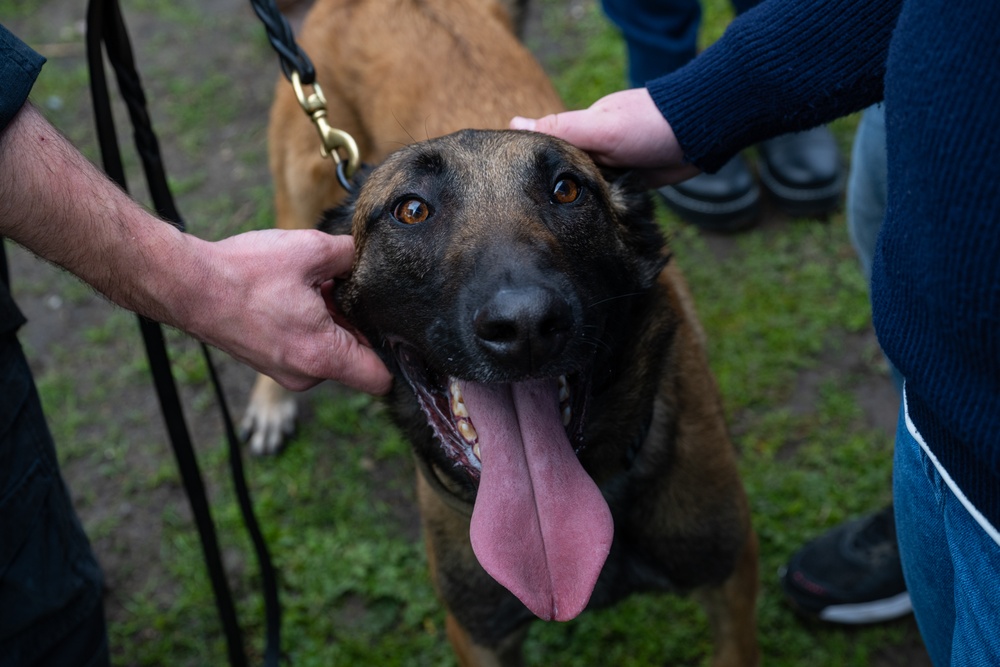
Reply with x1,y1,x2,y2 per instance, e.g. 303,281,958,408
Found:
243,1,758,664
319,129,759,666
241,0,559,452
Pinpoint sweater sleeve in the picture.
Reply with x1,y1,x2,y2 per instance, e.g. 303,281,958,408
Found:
1,23,45,134
645,0,902,172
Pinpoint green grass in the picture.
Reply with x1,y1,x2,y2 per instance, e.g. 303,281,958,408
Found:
6,0,916,664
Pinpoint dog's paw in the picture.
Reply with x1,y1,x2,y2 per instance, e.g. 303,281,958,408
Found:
241,378,298,456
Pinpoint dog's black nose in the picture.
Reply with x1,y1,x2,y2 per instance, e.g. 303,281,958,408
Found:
473,287,573,373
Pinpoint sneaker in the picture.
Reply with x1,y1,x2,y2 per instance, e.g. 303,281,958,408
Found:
779,504,912,624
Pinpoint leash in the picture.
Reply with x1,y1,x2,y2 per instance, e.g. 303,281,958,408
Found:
85,1,281,665
84,0,365,661
249,0,361,192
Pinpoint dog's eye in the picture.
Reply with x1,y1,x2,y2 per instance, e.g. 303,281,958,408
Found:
392,198,431,225
552,176,581,204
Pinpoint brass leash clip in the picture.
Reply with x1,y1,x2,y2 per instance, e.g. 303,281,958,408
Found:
291,70,360,182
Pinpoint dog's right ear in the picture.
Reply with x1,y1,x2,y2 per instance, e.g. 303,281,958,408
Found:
317,165,372,235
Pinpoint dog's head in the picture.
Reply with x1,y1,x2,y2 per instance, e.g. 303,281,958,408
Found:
322,129,667,621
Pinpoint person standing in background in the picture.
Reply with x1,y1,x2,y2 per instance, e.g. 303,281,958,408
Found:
602,0,844,232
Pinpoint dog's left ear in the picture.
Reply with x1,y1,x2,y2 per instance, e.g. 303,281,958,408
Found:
318,198,356,236
602,168,670,283
317,165,374,235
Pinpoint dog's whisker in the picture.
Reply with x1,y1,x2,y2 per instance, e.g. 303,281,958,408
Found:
577,332,614,356
586,291,647,309
392,112,418,144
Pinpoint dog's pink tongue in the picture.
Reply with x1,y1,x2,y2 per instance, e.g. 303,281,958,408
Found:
463,379,612,622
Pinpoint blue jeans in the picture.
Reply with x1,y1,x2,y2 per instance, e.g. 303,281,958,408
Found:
602,0,760,86
846,104,903,392
894,391,1000,666
846,105,886,282
0,332,109,667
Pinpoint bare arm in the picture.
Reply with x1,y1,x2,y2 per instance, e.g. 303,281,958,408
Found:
0,103,391,394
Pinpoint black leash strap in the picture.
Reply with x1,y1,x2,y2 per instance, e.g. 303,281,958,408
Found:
249,0,360,192
85,1,281,665
248,0,315,84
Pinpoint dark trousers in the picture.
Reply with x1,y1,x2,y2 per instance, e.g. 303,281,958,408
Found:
602,0,761,86
0,332,109,667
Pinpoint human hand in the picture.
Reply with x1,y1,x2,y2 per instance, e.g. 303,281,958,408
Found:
0,104,386,395
176,229,392,395
510,88,700,187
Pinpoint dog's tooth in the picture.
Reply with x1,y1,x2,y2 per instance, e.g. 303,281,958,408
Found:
473,442,482,461
458,418,478,443
562,405,572,427
558,375,570,403
450,380,469,418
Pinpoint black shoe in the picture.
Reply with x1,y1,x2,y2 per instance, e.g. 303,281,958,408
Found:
779,505,912,624
658,154,761,233
758,126,844,217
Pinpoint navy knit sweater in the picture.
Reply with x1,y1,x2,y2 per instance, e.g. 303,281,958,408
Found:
648,0,1000,532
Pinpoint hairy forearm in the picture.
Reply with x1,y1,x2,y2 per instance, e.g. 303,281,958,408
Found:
0,102,392,393
0,102,202,329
